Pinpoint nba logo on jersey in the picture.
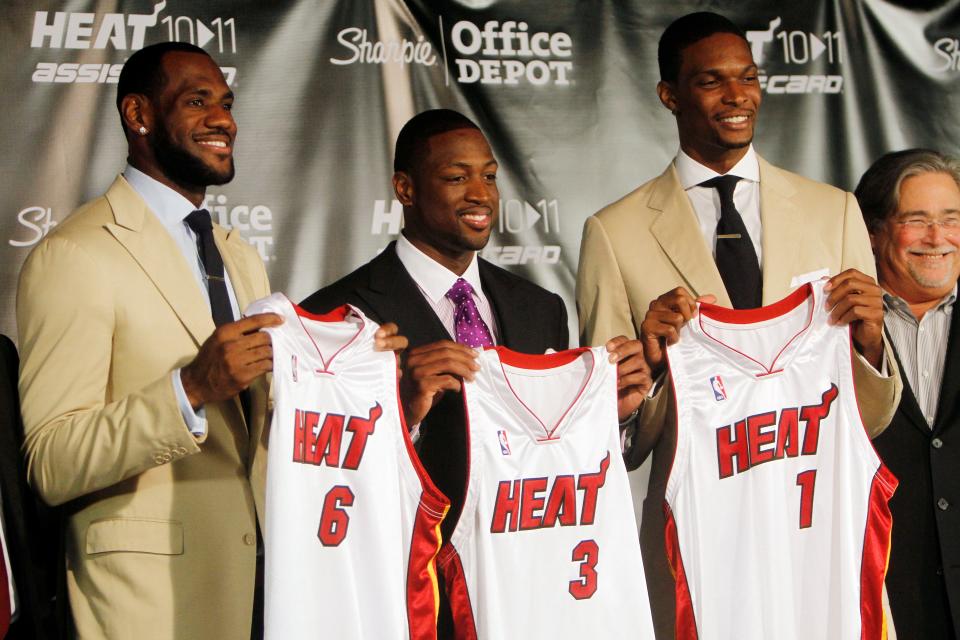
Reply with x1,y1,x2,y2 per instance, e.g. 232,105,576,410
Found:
497,429,511,455
710,375,726,401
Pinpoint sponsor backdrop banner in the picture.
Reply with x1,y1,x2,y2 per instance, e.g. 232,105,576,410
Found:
3,0,960,347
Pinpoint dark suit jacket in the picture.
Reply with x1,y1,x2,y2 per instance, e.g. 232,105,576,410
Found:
301,241,570,539
874,307,960,639
0,335,59,640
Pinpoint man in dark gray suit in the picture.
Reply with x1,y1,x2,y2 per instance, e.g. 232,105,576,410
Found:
856,148,960,639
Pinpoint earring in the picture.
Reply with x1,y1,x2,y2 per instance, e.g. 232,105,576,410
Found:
138,126,148,136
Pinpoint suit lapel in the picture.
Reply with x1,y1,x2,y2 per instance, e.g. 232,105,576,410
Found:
103,176,214,347
360,244,452,346
648,166,731,306
934,301,960,433
479,261,521,347
757,157,804,304
217,226,255,311
885,327,932,436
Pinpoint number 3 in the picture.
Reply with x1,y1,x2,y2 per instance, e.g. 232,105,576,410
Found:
569,539,599,599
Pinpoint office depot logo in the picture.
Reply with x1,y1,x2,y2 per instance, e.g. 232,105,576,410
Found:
450,20,573,86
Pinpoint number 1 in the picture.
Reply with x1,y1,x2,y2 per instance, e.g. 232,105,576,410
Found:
796,470,816,529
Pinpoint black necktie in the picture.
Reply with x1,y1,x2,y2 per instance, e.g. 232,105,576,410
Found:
185,209,234,326
700,176,762,309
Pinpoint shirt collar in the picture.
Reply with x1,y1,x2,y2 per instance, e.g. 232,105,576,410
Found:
882,284,957,314
123,164,199,226
395,233,483,304
675,145,760,190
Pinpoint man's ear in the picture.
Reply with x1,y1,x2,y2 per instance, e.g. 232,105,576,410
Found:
393,171,415,207
657,81,679,115
121,93,154,136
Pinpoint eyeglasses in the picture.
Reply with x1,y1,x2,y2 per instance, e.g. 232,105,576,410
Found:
895,216,960,234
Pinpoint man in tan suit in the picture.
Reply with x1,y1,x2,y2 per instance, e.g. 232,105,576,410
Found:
15,42,407,639
576,12,901,638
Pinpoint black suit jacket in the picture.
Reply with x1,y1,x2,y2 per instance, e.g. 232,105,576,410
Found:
874,307,960,639
301,242,570,538
0,336,59,640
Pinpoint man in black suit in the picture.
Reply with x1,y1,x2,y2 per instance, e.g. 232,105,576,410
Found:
302,109,649,636
856,149,960,638
0,335,58,639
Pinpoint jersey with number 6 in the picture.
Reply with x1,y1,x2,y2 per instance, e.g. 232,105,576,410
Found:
246,293,449,640
664,281,897,640
440,346,654,639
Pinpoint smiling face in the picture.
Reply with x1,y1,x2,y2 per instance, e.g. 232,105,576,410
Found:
136,51,236,203
394,127,499,275
657,32,761,173
872,171,960,316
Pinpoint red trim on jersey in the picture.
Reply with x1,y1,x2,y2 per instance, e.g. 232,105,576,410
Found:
288,300,365,372
859,463,897,640
700,282,812,324
492,347,595,439
406,496,449,640
697,284,815,376
395,353,449,506
664,505,699,640
294,302,351,322
437,544,479,640
487,344,591,369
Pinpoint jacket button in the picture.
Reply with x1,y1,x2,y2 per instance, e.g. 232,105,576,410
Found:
938,567,945,576
933,438,944,449
938,498,950,511
242,533,255,546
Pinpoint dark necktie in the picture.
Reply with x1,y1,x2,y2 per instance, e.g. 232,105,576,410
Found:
700,175,762,309
446,278,494,348
185,209,234,326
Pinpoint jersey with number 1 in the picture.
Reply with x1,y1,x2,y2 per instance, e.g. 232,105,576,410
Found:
664,281,897,640
440,346,654,640
247,293,449,640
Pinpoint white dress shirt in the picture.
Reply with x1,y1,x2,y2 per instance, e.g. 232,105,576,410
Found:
675,145,763,266
124,165,242,437
395,233,500,344
883,286,956,426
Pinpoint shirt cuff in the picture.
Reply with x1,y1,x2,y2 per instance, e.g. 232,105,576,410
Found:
854,347,888,377
172,369,207,437
408,422,421,444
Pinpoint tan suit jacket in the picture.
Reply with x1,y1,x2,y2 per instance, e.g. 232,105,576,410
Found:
576,156,901,638
16,176,271,639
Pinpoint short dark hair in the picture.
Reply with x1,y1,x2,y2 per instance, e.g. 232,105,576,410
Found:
855,149,960,233
658,12,749,83
393,109,481,173
116,42,211,129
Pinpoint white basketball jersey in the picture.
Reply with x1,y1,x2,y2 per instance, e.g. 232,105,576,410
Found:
441,346,655,640
247,293,449,640
665,281,897,640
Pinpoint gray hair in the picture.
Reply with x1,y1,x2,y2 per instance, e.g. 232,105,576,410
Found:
854,148,960,233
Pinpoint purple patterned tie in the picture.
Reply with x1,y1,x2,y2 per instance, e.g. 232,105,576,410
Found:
446,278,494,348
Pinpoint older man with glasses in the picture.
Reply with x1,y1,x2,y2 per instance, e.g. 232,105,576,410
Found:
855,148,960,640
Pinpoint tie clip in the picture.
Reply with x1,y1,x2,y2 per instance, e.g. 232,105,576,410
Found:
204,274,226,282
717,233,742,239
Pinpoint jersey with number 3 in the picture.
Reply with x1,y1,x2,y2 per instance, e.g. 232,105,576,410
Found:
665,281,897,640
246,293,449,640
440,346,655,639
